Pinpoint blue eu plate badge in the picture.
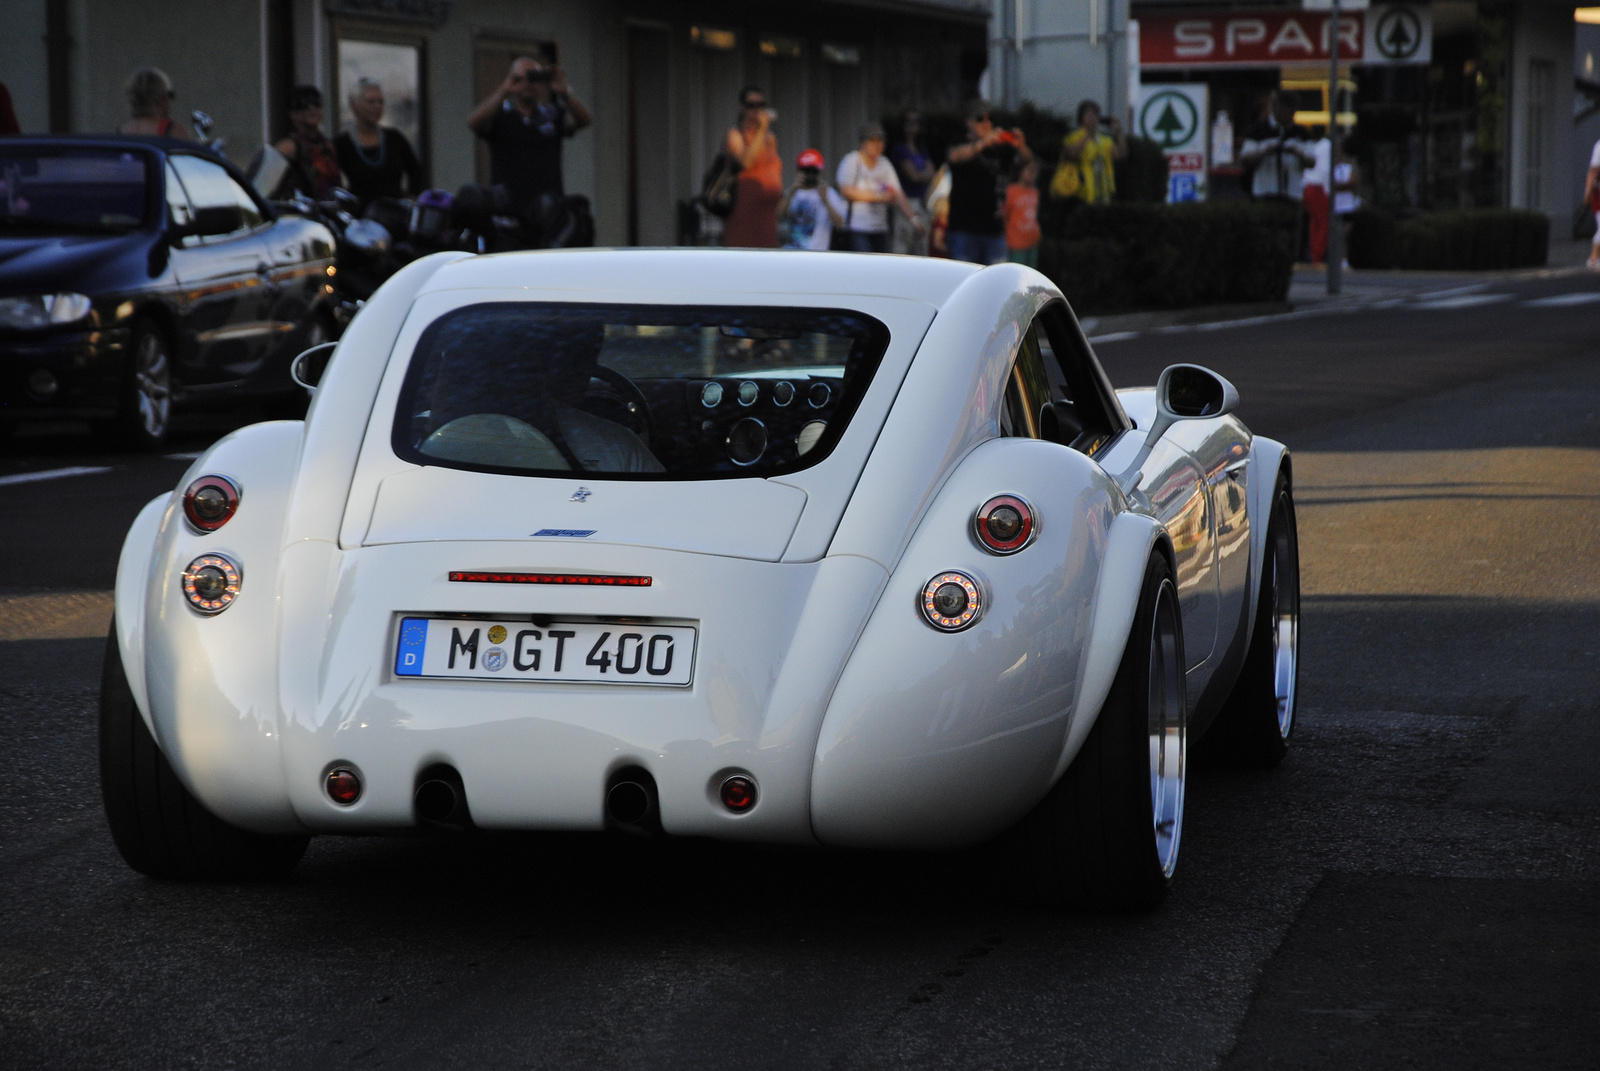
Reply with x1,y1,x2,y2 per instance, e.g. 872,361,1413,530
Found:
395,618,428,676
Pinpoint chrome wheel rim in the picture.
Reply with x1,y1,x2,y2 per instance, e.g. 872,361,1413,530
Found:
1269,493,1300,740
1148,578,1186,879
133,331,172,439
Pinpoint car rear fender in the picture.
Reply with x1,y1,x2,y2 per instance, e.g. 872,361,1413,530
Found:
114,492,170,732
1241,436,1290,651
1050,509,1172,782
810,436,1124,849
137,420,308,833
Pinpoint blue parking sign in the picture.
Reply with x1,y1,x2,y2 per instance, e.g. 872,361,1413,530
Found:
1169,173,1198,203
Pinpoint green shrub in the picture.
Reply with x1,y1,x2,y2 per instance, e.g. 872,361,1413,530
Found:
1037,202,1296,314
1392,210,1547,270
1347,206,1398,269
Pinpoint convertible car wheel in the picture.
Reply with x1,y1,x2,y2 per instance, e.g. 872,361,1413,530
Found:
107,320,173,450
1008,552,1187,910
1207,472,1299,767
98,631,309,880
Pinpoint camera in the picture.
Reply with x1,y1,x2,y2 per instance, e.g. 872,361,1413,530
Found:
526,68,554,83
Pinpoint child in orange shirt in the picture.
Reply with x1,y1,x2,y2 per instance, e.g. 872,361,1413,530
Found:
1004,160,1042,268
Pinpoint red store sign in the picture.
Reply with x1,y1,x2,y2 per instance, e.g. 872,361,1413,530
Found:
1141,10,1364,66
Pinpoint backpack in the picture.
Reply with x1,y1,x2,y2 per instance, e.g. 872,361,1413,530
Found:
700,151,741,218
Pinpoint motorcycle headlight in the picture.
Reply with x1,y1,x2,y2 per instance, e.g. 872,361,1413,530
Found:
0,293,93,329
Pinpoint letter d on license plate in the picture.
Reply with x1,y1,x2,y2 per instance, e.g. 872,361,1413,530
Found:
393,617,696,686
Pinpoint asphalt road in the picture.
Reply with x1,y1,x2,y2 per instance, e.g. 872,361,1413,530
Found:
2,268,1598,1069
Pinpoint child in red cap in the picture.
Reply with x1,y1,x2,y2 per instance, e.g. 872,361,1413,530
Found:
778,148,846,250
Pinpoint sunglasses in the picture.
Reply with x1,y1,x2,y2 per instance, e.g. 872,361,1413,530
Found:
743,99,767,109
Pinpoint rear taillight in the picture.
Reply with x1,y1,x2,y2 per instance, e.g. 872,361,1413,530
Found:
182,475,240,532
182,554,242,614
720,776,757,813
920,572,982,632
974,494,1034,554
326,767,362,805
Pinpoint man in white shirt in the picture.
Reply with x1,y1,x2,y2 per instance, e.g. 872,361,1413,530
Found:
1239,93,1314,201
836,122,922,253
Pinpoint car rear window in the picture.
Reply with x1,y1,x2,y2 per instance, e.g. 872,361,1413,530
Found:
392,303,890,480
0,147,151,232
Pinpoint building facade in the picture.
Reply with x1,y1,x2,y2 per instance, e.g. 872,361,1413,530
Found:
4,0,989,245
991,0,1584,216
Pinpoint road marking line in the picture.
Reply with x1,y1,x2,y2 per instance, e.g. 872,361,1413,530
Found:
0,465,114,488
164,451,204,460
1087,331,1140,343
1522,292,1600,307
1411,293,1511,310
1417,282,1491,299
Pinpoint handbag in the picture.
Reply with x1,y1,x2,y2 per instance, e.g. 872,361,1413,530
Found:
700,151,741,218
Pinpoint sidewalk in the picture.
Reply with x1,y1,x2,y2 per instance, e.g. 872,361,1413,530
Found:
1079,237,1596,339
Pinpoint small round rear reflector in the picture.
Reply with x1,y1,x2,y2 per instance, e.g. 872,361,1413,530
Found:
920,571,983,632
182,475,240,533
974,494,1034,554
181,554,242,614
719,776,757,813
326,767,362,806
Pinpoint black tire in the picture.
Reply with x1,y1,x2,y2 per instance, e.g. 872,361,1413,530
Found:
1204,472,1299,768
1007,552,1188,910
99,629,309,880
103,318,174,450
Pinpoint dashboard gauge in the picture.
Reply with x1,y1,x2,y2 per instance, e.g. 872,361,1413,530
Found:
771,380,795,407
808,381,832,408
737,380,759,406
727,417,768,465
796,419,827,456
700,381,724,408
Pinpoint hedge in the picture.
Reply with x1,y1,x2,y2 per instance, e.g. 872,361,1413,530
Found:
1347,207,1548,270
1037,202,1297,315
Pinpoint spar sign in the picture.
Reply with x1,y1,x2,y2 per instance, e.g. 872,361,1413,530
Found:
1140,6,1430,67
1136,84,1208,203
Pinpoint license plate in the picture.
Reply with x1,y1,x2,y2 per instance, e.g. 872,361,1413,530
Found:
394,617,696,686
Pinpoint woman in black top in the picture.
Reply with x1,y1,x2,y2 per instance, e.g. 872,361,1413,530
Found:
334,78,424,209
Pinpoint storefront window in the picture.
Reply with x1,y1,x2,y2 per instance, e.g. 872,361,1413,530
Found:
338,38,424,158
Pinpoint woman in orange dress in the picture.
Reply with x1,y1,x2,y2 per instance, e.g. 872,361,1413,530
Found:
722,86,783,248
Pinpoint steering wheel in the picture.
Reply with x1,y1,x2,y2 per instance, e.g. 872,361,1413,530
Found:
585,365,654,447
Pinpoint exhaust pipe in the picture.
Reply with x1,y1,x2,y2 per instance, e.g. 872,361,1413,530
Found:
413,764,472,827
605,767,660,833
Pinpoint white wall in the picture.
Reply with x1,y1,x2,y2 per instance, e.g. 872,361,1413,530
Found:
990,0,1130,120
1508,0,1577,213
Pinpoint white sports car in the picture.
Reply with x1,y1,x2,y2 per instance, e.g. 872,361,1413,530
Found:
101,249,1298,908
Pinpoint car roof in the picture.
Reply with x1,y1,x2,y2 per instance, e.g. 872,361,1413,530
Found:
416,248,984,307
1,133,206,152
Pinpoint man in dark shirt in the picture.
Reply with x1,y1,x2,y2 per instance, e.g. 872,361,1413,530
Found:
945,101,1032,265
467,57,592,213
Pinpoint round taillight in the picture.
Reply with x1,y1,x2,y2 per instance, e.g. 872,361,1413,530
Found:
974,494,1034,554
920,572,982,632
182,475,240,532
181,554,242,614
719,775,757,813
326,767,362,806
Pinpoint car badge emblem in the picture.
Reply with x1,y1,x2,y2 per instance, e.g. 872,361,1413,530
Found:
569,486,593,502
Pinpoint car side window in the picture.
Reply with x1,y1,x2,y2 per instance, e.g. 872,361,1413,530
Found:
167,154,262,241
1033,304,1128,457
163,162,194,232
1000,324,1051,439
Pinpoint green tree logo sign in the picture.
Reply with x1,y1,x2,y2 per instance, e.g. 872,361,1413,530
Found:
1375,7,1422,61
1139,91,1199,150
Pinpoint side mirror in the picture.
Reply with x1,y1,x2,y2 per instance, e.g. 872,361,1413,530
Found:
1116,364,1239,496
291,341,336,394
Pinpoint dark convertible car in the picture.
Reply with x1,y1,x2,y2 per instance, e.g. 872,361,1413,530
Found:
0,136,337,447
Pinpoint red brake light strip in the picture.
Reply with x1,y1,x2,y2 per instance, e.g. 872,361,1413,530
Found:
448,571,652,587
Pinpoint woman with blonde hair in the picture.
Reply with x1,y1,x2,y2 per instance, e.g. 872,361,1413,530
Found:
118,68,191,139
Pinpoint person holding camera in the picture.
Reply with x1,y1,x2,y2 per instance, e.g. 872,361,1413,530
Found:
944,101,1031,265
722,86,783,248
468,56,592,216
1050,100,1125,205
1239,92,1314,202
